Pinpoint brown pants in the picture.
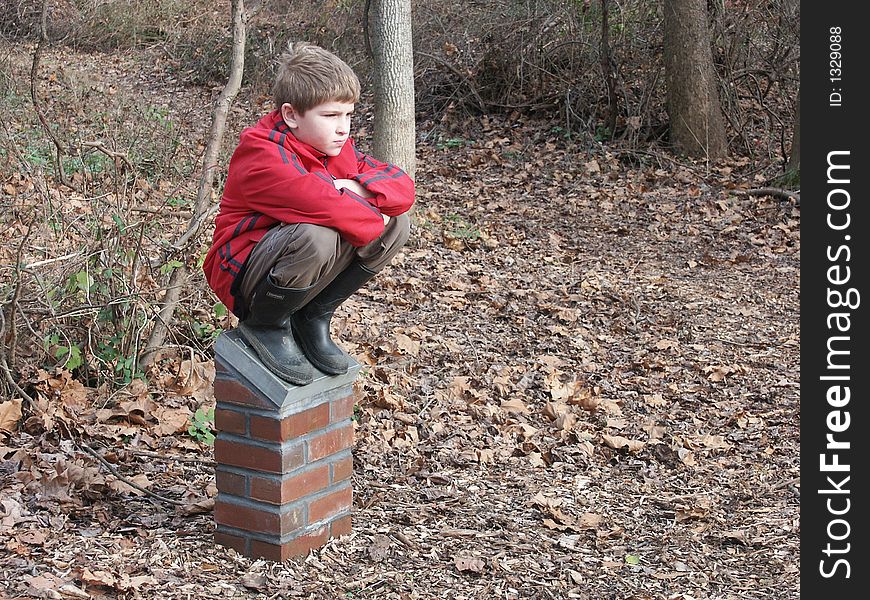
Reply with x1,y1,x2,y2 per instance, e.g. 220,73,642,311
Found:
238,214,410,311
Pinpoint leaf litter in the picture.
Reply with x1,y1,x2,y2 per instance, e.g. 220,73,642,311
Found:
0,45,799,599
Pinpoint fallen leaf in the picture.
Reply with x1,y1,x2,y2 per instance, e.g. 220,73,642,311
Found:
454,555,486,573
18,529,48,545
0,497,29,532
394,333,420,356
368,534,392,562
500,398,529,414
152,406,193,436
26,573,66,599
720,530,749,545
698,434,732,451
547,377,600,412
578,512,604,529
107,473,152,496
58,583,90,599
169,358,215,399
176,497,214,515
643,393,667,407
602,434,646,452
654,339,679,350
80,568,117,588
241,573,268,590
0,399,22,432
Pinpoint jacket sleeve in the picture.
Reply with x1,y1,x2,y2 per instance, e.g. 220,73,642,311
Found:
352,145,416,217
230,142,386,247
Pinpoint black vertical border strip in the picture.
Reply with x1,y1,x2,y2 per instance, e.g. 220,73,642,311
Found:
801,3,869,596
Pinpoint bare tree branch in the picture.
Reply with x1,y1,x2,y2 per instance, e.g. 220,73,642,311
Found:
139,0,248,368
739,187,800,203
29,0,78,192
0,309,36,409
79,443,186,506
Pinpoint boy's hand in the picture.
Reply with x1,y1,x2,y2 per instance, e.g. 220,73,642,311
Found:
334,178,387,224
333,178,374,199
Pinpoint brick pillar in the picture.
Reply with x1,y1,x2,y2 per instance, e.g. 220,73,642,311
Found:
212,329,358,561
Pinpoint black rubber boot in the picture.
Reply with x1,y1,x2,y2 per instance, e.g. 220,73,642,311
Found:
292,262,376,375
239,275,315,386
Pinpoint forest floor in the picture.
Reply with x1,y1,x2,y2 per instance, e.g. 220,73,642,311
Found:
0,43,800,599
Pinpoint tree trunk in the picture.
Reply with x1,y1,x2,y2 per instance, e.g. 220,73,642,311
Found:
370,0,416,180
786,92,799,175
662,0,728,159
599,0,618,138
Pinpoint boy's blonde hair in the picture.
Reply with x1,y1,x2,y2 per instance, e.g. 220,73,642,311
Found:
272,42,361,114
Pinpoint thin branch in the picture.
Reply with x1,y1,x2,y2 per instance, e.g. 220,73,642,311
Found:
22,251,82,270
81,140,134,171
169,203,220,252
139,0,247,367
416,51,488,112
79,443,186,506
128,449,216,467
29,0,78,192
363,0,373,59
738,187,800,203
6,218,36,369
0,309,36,409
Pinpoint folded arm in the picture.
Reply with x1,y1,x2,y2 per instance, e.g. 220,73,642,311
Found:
238,158,386,247
351,148,416,217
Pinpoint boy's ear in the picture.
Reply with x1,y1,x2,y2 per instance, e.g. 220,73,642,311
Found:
280,103,298,128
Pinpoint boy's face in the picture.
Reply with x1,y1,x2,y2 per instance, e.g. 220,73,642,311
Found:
281,101,354,157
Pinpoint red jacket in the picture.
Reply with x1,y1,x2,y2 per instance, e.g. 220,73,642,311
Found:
203,110,415,316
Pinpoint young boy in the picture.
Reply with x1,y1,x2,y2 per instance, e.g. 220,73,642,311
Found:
203,42,415,385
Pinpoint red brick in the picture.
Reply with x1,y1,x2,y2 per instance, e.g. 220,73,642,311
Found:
250,465,330,505
331,455,353,484
215,469,247,497
214,376,274,410
214,438,304,474
330,395,355,422
307,424,354,462
308,484,352,523
214,500,303,537
330,513,353,538
215,530,248,555
214,408,247,435
249,526,329,561
250,403,330,442
247,538,287,562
